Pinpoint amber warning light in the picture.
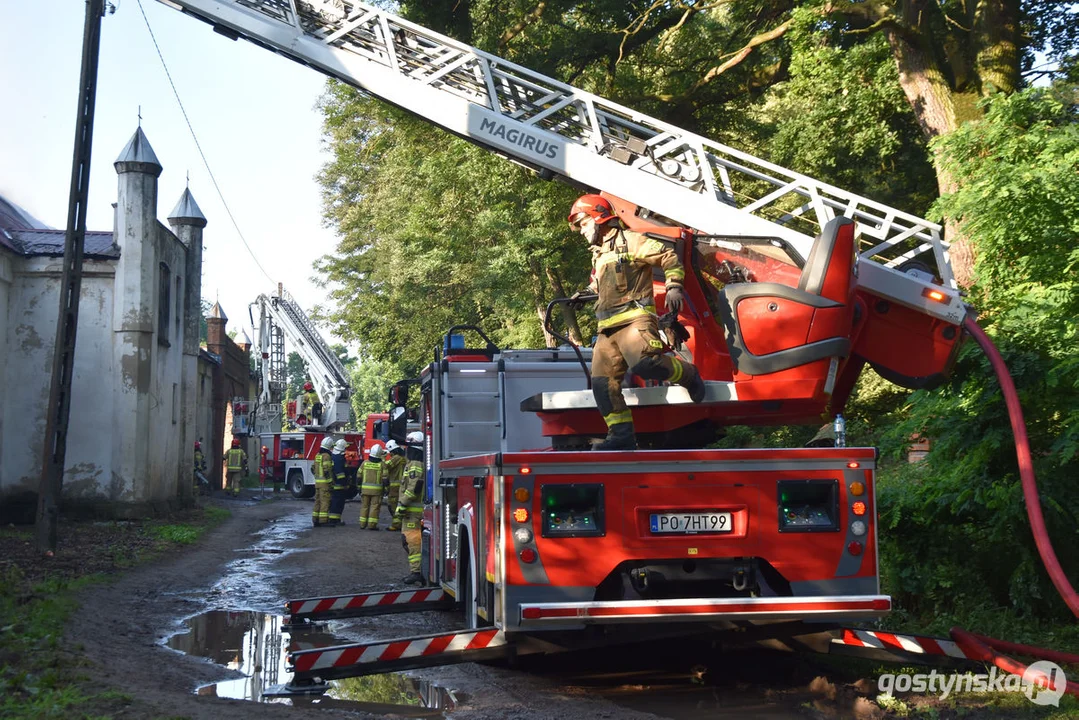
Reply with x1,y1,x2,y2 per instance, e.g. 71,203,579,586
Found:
922,287,948,303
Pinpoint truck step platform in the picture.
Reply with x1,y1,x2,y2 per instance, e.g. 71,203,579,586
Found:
286,587,455,625
287,627,508,683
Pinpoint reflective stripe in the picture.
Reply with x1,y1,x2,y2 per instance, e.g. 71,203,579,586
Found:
361,461,383,492
669,357,684,383
665,267,685,282
596,305,655,330
603,410,633,427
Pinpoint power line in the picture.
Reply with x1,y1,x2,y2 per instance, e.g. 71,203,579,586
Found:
135,0,274,284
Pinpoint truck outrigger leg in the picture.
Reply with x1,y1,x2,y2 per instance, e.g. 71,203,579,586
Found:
287,628,509,683
285,587,455,626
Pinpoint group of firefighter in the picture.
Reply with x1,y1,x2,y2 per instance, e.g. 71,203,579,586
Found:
310,431,426,586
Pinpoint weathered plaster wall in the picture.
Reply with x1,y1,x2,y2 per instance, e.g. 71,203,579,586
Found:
0,257,115,510
147,224,187,503
195,355,217,488
0,252,11,494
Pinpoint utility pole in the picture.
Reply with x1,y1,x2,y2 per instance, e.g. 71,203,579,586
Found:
36,0,107,553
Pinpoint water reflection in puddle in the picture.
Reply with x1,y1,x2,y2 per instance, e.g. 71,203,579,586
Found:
168,610,461,714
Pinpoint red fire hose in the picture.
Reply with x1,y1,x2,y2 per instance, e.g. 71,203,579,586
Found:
946,317,1079,698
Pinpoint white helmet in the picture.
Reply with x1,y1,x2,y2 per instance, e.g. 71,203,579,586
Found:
333,439,347,454
406,431,423,446
385,440,400,453
320,436,334,451
369,444,386,459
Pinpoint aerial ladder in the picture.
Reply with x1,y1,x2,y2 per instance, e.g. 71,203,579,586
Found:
154,0,961,326
251,283,352,431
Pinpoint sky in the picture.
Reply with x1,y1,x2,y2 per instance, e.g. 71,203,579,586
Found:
0,0,343,347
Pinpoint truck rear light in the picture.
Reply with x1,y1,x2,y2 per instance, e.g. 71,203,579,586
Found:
540,484,605,538
777,479,839,532
520,548,537,563
513,508,529,523
846,461,860,469
514,488,530,502
850,520,867,536
848,481,865,496
847,541,863,556
851,501,867,516
519,467,532,475
514,527,533,544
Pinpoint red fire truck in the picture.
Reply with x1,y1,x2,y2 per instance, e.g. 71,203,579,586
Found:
154,0,974,689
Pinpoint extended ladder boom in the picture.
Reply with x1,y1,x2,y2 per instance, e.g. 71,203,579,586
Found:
253,285,351,429
157,0,965,325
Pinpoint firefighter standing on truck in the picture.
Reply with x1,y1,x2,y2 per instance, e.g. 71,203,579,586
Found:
358,444,386,529
567,194,707,450
381,440,406,531
328,439,349,525
299,381,322,426
223,439,248,497
395,431,426,585
312,436,334,527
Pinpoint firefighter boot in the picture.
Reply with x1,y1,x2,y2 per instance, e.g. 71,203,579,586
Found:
678,362,707,403
401,572,424,586
595,422,637,451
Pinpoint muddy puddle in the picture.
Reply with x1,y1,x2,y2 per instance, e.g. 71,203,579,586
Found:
169,610,461,714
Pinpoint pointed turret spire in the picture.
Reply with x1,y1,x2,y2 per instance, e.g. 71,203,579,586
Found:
114,127,162,177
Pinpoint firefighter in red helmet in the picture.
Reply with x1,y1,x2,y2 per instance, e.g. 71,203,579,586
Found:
300,381,322,426
567,194,706,450
222,438,248,497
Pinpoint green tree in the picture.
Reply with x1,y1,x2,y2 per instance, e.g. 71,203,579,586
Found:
349,355,405,426
867,86,1079,622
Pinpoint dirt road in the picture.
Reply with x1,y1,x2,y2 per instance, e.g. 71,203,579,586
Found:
66,496,882,719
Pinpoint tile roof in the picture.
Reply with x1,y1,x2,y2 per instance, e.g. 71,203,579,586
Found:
6,229,119,258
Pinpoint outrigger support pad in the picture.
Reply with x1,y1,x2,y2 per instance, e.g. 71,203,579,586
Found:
262,678,331,697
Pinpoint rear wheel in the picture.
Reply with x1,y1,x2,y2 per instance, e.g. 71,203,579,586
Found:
288,470,313,499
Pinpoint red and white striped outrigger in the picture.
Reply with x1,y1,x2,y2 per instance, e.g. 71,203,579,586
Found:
286,628,508,684
285,588,454,624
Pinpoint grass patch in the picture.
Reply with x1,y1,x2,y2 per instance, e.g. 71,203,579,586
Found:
0,505,231,719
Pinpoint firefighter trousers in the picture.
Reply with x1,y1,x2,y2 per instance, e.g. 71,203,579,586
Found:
312,481,332,526
328,485,348,524
591,315,694,427
358,491,381,529
226,471,242,496
401,517,422,572
386,484,401,530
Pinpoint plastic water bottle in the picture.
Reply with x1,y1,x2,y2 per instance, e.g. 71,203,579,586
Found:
834,414,846,448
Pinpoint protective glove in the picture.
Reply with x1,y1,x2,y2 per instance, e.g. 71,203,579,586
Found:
665,286,685,315
568,289,597,310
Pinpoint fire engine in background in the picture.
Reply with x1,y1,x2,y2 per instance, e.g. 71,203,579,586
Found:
243,284,359,498
150,0,1032,689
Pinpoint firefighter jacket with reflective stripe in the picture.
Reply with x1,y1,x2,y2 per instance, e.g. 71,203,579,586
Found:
224,448,246,472
302,390,320,415
331,453,347,489
360,459,383,494
313,451,333,484
588,227,684,331
381,453,406,488
193,450,206,472
397,460,425,518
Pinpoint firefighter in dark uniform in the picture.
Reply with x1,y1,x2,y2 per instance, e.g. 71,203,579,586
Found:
567,194,707,450
381,440,407,531
312,436,334,527
395,431,426,585
327,439,349,525
358,445,386,529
